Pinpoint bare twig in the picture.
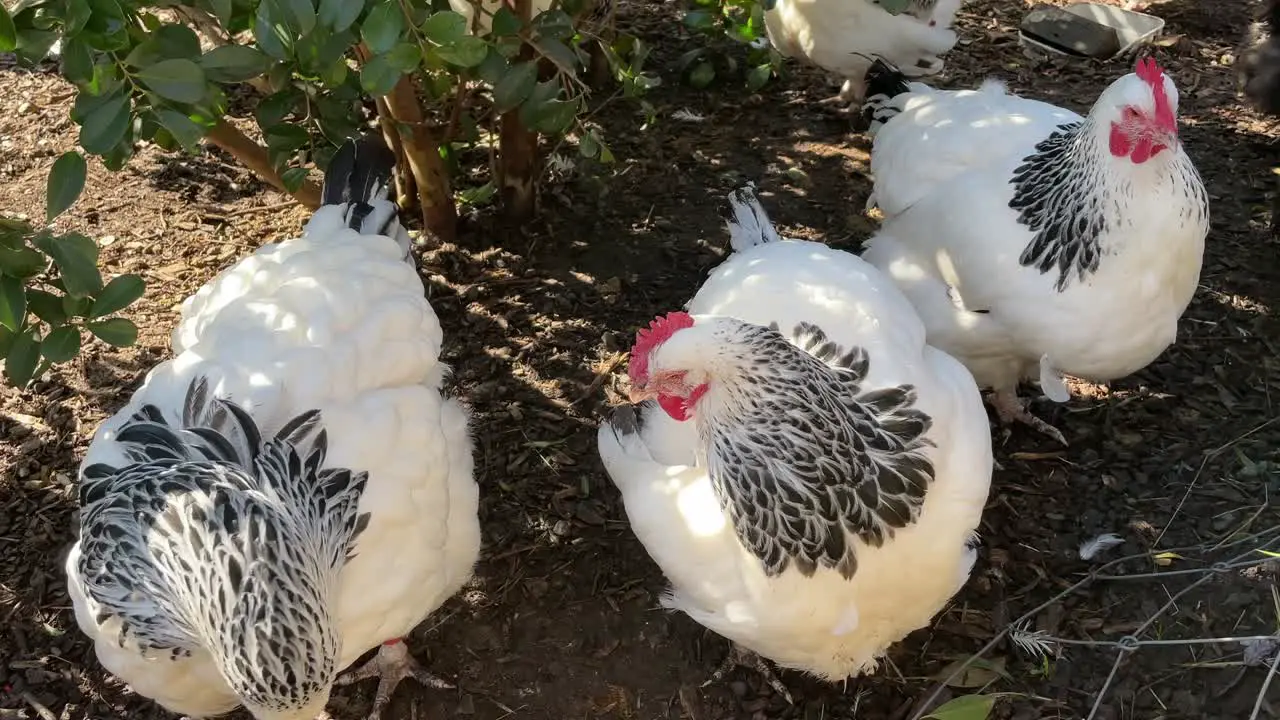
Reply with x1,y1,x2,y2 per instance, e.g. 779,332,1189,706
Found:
19,692,56,720
204,120,321,208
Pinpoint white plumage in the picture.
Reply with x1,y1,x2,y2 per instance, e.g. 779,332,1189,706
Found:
598,185,992,691
65,138,480,720
861,58,1209,442
763,0,964,105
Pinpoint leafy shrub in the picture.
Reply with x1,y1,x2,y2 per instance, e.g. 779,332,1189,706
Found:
0,0,657,240
678,0,781,91
0,152,143,388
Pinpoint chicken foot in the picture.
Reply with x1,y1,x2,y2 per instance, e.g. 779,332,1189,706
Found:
336,638,453,720
989,388,1068,447
703,643,795,704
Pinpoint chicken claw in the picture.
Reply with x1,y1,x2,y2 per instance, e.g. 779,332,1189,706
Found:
703,643,795,704
336,638,453,720
989,388,1068,446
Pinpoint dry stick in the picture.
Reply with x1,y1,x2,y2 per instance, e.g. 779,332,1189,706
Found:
499,0,539,222
205,120,321,208
373,95,415,210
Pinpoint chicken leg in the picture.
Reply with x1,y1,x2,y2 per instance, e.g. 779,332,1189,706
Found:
704,643,795,704
989,388,1067,446
336,638,453,720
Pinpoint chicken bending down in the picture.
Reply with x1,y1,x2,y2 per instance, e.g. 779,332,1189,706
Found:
597,184,992,698
763,0,963,109
66,137,481,720
860,57,1209,445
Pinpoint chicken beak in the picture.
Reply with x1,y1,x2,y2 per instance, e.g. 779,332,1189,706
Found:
627,384,656,404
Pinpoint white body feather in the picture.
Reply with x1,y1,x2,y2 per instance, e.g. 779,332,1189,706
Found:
861,74,1208,393
65,205,481,717
763,0,963,100
599,238,992,679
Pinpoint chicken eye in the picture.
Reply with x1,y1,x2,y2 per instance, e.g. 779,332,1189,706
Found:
1123,107,1140,120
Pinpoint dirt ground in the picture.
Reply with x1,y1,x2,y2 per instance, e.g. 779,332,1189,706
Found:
2,0,1279,718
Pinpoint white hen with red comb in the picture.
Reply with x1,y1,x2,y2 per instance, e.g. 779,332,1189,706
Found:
860,57,1209,444
597,185,992,696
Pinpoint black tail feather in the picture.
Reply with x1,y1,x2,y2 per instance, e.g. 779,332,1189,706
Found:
320,136,402,235
861,58,912,129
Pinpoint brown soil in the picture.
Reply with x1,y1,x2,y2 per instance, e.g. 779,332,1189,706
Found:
2,0,1278,719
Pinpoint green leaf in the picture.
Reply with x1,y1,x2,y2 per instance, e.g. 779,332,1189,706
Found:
254,3,293,60
4,329,40,387
33,232,102,296
64,0,92,36
0,325,13,359
200,45,272,83
137,59,208,103
924,694,997,720
61,293,92,318
26,290,66,325
421,10,466,44
319,0,363,32
384,42,421,72
0,276,26,332
199,0,234,26
41,326,81,363
683,10,714,31
78,91,130,155
0,246,47,278
62,37,95,83
476,47,508,84
87,317,138,347
46,151,87,222
359,53,403,96
746,62,771,92
90,274,144,318
125,24,204,67
264,0,317,36
531,9,574,40
490,6,521,36
157,109,208,151
579,131,598,158
0,4,16,52
493,60,537,113
689,60,715,88
436,36,487,67
280,167,309,193
362,0,405,55
531,36,580,75
523,97,577,134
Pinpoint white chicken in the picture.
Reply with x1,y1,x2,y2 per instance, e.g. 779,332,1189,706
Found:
597,184,992,698
65,137,481,720
860,57,1210,445
763,0,964,107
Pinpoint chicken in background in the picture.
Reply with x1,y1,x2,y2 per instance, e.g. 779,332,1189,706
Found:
1240,0,1280,114
763,0,964,109
66,137,481,720
597,184,992,699
859,57,1210,446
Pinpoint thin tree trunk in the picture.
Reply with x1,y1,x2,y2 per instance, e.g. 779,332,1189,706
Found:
357,44,457,243
374,97,415,210
205,120,321,208
499,0,538,222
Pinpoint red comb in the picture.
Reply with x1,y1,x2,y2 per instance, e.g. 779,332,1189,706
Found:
1134,56,1176,133
628,311,694,385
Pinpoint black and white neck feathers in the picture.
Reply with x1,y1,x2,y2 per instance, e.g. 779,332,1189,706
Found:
667,318,937,579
